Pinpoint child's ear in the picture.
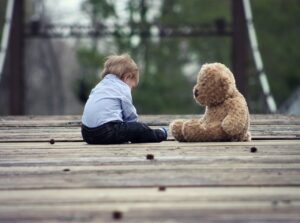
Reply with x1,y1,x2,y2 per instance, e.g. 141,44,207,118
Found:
124,73,133,81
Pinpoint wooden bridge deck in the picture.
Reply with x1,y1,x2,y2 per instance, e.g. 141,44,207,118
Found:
0,114,300,223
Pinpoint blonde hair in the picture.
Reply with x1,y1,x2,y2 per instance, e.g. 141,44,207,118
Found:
101,54,139,80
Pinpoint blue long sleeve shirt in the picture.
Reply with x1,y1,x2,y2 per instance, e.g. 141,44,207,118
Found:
81,74,138,128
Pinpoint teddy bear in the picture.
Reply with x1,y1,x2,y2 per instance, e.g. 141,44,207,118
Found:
170,63,251,142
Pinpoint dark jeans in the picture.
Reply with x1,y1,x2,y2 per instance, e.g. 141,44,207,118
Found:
81,121,166,144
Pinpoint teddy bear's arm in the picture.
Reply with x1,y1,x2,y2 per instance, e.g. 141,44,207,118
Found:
222,98,248,137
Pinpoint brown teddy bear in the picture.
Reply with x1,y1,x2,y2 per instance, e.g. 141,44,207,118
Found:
170,63,251,142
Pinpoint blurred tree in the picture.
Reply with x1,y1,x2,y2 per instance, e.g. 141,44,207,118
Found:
73,48,105,102
251,0,300,108
74,0,300,114
75,0,231,114
73,0,115,102
0,0,8,42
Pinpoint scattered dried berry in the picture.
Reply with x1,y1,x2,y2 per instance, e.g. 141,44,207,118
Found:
158,186,166,191
112,211,123,220
250,147,257,153
49,139,55,144
146,154,154,160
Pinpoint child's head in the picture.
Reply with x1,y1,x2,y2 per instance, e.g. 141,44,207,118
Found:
101,54,139,88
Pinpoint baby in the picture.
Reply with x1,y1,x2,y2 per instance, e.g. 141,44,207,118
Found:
81,54,167,144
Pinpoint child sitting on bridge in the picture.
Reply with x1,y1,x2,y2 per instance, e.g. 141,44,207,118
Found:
81,54,167,144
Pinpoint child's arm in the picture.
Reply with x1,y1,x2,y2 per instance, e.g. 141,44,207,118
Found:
121,98,138,122
120,87,138,122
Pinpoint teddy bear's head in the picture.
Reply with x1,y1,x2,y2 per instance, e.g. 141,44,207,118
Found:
193,63,237,106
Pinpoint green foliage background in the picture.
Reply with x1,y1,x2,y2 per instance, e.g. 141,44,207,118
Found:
74,0,300,114
0,0,8,43
251,0,300,106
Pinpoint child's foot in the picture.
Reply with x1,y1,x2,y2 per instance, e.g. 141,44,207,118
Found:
158,127,168,140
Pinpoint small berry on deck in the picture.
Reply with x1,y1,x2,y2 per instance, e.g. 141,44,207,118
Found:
49,139,55,144
112,211,123,220
250,147,257,153
146,154,154,160
158,186,166,191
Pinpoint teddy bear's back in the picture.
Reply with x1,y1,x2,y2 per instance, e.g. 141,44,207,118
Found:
224,92,250,140
204,104,227,123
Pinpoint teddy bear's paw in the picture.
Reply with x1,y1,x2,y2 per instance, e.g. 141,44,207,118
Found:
243,131,252,141
230,131,251,142
169,119,186,142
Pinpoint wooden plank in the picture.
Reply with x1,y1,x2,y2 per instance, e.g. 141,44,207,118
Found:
0,115,299,222
0,164,299,189
0,140,299,158
1,187,299,204
0,203,299,223
1,125,300,132
1,141,299,188
0,114,299,142
1,163,300,174
1,141,300,158
0,187,299,223
0,125,299,142
0,127,82,142
0,114,300,127
0,139,298,148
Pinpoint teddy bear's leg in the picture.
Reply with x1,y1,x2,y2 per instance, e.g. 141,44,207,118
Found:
182,120,207,142
169,119,186,142
183,121,226,142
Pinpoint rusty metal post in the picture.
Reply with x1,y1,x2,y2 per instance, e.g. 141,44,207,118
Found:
232,0,248,96
9,0,24,115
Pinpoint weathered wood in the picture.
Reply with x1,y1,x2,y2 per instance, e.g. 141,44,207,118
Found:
0,114,299,142
1,141,300,158
0,139,298,148
0,127,82,142
0,187,299,222
0,115,299,223
0,164,299,189
1,187,299,204
1,203,299,223
0,125,299,142
1,114,300,127
0,140,299,189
